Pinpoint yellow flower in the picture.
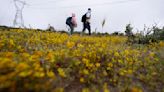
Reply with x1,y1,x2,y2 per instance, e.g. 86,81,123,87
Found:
46,52,55,62
9,39,15,46
103,83,110,92
118,59,123,64
16,63,29,70
82,58,89,64
66,41,75,48
82,58,90,67
75,61,81,65
127,69,133,75
95,63,101,67
131,87,143,92
34,72,45,78
47,71,55,78
159,41,164,47
22,52,30,57
82,88,90,92
114,52,119,57
108,63,113,67
149,52,155,57
57,68,66,78
5,52,14,58
80,77,85,83
29,54,40,61
34,51,43,57
77,43,84,48
33,63,41,70
53,88,64,92
19,71,32,77
83,69,89,75
119,69,126,76
124,50,130,55
88,63,94,68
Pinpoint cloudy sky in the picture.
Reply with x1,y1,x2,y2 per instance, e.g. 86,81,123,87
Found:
0,0,164,33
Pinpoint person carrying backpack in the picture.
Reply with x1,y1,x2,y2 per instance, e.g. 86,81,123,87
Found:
81,8,91,35
66,13,77,35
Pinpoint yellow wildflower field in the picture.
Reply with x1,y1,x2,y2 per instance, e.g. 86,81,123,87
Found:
0,28,164,92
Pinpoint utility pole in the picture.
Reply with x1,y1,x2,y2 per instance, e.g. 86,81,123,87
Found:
13,0,27,28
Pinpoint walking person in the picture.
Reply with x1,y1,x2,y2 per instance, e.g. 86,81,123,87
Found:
81,8,92,35
66,13,77,35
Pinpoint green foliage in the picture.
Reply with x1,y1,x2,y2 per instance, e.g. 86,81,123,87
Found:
125,24,133,36
126,24,164,44
111,32,124,36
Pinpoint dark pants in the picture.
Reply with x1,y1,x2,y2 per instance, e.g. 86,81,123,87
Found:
82,22,91,35
68,24,74,35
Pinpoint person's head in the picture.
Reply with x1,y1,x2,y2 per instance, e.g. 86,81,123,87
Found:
72,13,76,17
88,8,91,12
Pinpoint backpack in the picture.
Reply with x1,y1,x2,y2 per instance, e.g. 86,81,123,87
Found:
66,17,72,25
81,14,86,22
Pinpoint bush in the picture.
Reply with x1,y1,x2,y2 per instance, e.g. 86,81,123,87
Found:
125,24,164,44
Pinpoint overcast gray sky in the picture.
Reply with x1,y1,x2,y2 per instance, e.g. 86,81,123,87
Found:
0,0,164,33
